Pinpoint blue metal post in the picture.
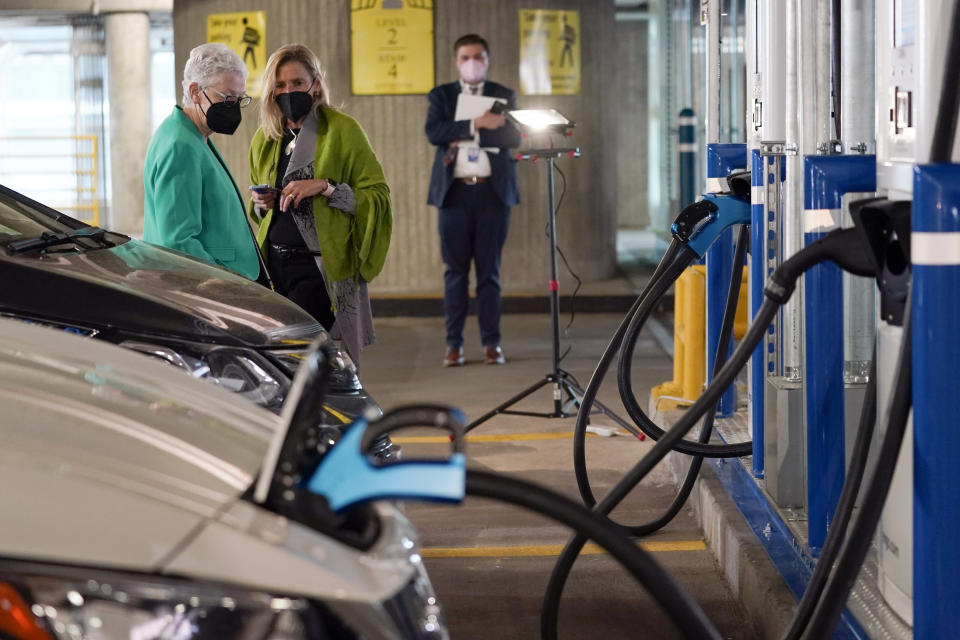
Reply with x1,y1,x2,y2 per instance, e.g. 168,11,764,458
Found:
679,109,698,208
913,164,960,638
802,155,875,554
706,143,747,417
750,150,765,477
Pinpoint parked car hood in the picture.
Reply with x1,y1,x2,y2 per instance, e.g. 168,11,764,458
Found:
0,319,277,569
1,237,319,347
0,320,420,607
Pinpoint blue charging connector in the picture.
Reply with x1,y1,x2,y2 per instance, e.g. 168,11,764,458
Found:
307,415,467,512
681,193,752,258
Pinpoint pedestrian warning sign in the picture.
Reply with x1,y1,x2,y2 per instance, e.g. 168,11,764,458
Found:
206,11,267,97
519,9,580,95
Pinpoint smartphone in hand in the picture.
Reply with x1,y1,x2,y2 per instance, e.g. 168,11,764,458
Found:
249,184,279,194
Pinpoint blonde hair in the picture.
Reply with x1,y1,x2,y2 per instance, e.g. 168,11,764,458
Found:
258,44,332,140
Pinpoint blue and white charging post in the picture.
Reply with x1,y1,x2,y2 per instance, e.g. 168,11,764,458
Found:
705,143,747,418
912,164,960,638
802,154,875,554
749,150,765,476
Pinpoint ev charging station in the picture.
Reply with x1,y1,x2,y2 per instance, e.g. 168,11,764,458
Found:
740,0,960,634
544,0,960,635
872,0,917,626
874,0,960,631
710,0,960,635
400,1,959,636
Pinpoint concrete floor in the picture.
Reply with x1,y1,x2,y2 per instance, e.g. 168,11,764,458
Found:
362,313,756,639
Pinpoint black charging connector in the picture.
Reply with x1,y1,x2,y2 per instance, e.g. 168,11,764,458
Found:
671,199,719,243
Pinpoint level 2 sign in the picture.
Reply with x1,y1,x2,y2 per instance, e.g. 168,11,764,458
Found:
207,11,267,97
351,0,434,95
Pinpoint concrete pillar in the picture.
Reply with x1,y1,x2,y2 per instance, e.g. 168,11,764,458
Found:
105,11,151,236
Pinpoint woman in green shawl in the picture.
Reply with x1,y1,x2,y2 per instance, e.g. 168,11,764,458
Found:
249,44,392,366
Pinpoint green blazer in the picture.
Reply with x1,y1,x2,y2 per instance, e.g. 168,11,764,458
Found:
248,107,392,284
143,106,260,280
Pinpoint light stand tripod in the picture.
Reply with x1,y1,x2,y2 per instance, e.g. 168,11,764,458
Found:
464,143,638,436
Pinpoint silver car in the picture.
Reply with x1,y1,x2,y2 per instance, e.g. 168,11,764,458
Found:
0,318,447,639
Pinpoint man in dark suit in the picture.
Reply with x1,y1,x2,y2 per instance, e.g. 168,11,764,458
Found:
426,33,521,367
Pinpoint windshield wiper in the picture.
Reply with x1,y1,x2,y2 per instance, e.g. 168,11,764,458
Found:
7,227,114,255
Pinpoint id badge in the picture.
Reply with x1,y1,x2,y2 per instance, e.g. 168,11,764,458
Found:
467,146,480,162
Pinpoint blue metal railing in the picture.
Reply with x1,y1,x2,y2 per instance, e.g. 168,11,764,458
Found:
802,154,876,554
749,150,766,477
912,163,960,637
705,143,747,418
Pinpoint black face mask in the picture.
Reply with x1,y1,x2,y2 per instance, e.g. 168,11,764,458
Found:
276,90,314,123
200,90,242,135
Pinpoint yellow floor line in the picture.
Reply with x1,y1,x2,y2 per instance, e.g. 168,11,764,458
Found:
393,431,632,444
421,540,706,558
321,404,351,424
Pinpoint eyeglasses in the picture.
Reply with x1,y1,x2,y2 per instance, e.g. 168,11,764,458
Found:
203,87,252,108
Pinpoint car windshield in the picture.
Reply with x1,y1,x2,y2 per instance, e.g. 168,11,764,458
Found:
0,185,88,249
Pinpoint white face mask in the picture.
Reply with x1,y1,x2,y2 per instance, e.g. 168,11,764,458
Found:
458,58,487,84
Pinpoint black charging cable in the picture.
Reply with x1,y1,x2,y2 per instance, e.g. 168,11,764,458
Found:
543,298,779,640
574,224,749,542
348,403,725,639
465,470,722,640
541,227,876,640
800,294,911,639
571,237,694,507
930,0,960,164
615,241,754,457
781,346,878,639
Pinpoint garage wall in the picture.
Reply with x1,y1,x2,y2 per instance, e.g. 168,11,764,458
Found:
172,0,643,294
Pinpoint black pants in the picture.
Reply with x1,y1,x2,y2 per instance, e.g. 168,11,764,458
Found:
268,246,336,330
438,181,510,349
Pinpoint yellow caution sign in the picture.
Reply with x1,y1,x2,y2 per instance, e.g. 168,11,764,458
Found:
206,11,267,97
351,0,434,95
519,9,581,95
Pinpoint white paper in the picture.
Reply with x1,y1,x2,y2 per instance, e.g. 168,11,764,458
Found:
454,93,507,153
454,93,506,121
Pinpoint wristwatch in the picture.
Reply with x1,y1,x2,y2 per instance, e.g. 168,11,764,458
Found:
322,179,337,197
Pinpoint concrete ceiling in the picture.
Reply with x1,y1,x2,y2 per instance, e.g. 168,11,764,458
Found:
0,0,171,13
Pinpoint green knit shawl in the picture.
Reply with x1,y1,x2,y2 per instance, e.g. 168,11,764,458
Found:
248,107,392,284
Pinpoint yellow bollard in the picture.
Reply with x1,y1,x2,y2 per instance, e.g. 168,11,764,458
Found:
733,266,749,341
650,265,748,412
651,266,706,411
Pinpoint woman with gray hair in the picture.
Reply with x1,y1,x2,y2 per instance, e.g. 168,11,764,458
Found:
143,42,268,283
248,44,392,365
